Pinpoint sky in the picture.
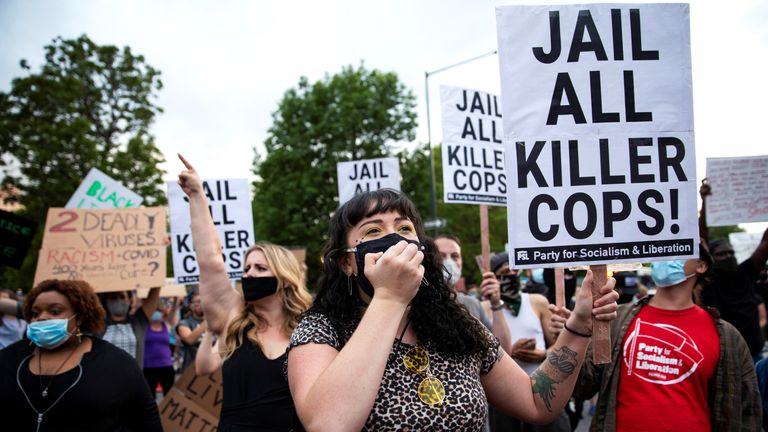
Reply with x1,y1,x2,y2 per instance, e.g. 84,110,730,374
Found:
1,0,766,233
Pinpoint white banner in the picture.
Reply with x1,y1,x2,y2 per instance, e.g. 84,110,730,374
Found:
729,232,763,266
440,85,506,206
705,156,768,226
337,157,400,205
65,167,143,209
168,179,254,283
497,3,698,268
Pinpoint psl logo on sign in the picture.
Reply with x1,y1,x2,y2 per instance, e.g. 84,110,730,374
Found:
168,179,255,283
440,86,506,206
496,4,698,268
337,157,400,204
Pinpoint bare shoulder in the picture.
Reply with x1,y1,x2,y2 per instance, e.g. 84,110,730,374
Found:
528,293,551,311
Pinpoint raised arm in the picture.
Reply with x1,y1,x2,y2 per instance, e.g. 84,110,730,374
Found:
482,271,618,424
177,154,242,335
288,242,423,432
139,287,161,320
480,271,513,355
699,178,710,245
195,329,222,375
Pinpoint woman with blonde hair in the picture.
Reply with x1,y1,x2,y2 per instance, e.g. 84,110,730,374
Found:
177,154,312,431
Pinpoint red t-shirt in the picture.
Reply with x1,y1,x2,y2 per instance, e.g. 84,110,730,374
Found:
616,304,720,431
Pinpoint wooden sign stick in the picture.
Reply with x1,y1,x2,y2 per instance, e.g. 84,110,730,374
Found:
479,205,491,272
554,267,565,309
590,264,611,364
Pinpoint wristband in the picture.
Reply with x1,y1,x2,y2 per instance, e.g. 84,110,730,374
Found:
491,300,505,311
564,322,592,338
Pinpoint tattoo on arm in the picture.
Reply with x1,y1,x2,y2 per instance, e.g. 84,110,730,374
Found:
531,346,579,412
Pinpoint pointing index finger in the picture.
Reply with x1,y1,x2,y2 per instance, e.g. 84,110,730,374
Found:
178,153,194,171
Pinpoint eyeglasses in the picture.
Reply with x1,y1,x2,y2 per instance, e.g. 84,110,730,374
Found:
403,345,445,406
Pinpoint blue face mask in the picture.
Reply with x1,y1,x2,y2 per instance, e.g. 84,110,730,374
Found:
26,316,75,350
151,311,163,321
651,260,692,288
532,268,545,284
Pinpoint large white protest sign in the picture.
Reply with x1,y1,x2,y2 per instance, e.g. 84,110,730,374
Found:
168,179,254,283
337,157,400,204
705,156,768,226
441,85,506,206
65,167,143,209
497,4,698,268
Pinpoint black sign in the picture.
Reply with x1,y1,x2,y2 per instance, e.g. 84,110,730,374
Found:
0,209,38,268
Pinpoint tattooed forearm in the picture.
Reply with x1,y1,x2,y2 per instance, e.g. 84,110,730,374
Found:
547,346,577,376
531,370,556,411
531,346,579,412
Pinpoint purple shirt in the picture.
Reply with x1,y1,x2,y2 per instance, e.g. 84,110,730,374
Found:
143,323,173,369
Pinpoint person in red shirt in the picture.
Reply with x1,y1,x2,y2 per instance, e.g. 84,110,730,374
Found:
550,245,761,431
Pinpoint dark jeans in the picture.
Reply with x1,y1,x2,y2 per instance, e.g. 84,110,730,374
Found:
144,365,175,396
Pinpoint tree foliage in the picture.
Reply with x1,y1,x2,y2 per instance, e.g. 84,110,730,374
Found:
252,64,417,288
0,34,166,290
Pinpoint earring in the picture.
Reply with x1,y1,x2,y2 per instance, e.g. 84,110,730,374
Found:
347,275,353,296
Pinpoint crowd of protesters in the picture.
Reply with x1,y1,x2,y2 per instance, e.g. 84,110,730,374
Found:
1,167,767,431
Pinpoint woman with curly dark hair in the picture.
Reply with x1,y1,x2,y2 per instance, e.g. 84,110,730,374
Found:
0,279,161,431
286,188,620,431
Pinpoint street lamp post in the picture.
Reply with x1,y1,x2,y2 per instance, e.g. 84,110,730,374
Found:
424,50,498,235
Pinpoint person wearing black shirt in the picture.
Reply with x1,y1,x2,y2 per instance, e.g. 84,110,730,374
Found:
0,279,161,431
177,155,313,431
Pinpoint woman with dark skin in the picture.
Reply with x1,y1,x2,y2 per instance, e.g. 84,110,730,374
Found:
0,279,161,431
286,189,620,431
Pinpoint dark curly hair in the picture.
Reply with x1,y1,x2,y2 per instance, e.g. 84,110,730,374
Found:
24,280,106,335
308,189,491,355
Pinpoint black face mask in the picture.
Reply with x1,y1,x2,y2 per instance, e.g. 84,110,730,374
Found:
713,256,738,273
242,276,279,301
350,232,422,298
498,274,520,302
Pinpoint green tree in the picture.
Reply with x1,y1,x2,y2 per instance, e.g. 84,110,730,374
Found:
252,64,417,288
0,34,166,290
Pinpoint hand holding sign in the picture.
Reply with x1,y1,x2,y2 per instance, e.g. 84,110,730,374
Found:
565,270,618,357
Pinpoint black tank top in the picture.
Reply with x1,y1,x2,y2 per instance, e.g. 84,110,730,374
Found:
219,328,296,431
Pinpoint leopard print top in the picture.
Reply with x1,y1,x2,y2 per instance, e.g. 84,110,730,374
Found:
287,313,502,431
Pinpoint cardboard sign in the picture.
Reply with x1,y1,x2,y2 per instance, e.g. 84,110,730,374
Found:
136,284,188,299
168,179,255,284
65,167,143,209
337,157,400,204
33,207,166,292
159,388,219,432
496,4,698,268
173,366,224,417
705,156,768,226
440,85,506,206
0,209,37,268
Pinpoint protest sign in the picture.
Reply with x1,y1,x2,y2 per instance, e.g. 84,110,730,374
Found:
65,167,143,209
497,3,698,268
159,363,222,431
168,179,254,283
729,231,763,265
136,283,187,299
34,207,166,292
159,389,219,432
0,209,37,268
441,85,506,205
705,156,768,226
337,157,400,204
